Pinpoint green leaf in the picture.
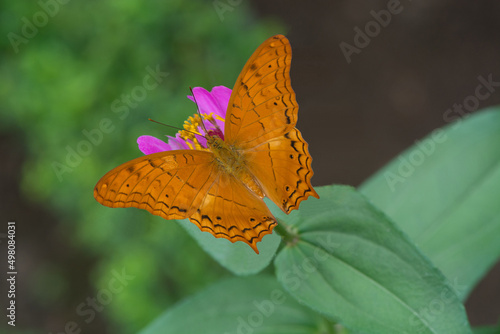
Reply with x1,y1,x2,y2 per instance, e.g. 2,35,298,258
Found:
138,276,326,334
178,219,281,275
275,185,471,334
359,107,500,299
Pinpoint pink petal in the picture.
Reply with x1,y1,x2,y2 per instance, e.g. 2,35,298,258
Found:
213,117,225,132
195,122,212,148
190,87,219,116
210,86,231,118
137,135,170,155
165,134,189,150
188,86,230,118
196,133,207,148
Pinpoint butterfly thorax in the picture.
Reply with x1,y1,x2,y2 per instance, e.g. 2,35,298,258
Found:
206,134,265,198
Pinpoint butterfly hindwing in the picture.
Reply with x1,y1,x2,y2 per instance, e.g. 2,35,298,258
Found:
94,150,217,220
244,128,319,214
225,35,298,148
189,172,277,253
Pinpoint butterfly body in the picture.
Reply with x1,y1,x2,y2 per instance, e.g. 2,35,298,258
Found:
207,133,265,199
94,35,319,253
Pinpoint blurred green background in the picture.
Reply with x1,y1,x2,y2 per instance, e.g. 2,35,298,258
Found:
1,0,499,333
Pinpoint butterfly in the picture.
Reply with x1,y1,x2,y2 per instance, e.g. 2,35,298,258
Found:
94,35,319,253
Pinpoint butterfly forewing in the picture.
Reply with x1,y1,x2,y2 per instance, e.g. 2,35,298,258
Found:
224,34,319,215
225,35,298,148
94,151,217,220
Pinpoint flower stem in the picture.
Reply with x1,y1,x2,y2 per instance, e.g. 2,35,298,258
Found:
274,218,300,247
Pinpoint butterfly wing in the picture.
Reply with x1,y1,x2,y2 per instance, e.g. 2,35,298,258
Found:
189,172,277,253
94,150,218,220
94,150,276,253
224,34,319,213
225,34,298,148
244,128,319,214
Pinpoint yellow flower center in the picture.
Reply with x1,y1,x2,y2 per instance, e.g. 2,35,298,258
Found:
179,113,221,150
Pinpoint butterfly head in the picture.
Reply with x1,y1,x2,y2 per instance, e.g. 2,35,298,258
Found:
205,128,226,151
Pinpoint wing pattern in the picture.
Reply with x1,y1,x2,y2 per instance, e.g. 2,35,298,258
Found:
244,128,319,214
94,151,216,220
189,172,277,253
226,35,298,148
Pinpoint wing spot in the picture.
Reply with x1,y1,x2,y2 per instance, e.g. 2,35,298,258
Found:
289,154,294,159
250,218,255,222
126,184,129,187
216,216,222,221
285,186,290,192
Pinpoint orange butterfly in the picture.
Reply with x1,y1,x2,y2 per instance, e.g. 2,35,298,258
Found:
94,35,319,253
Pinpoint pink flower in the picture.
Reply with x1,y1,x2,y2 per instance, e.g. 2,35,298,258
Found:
137,86,231,154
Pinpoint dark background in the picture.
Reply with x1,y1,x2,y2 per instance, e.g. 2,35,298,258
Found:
1,0,499,333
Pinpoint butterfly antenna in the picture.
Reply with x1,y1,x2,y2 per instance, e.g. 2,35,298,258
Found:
189,87,209,136
148,118,200,137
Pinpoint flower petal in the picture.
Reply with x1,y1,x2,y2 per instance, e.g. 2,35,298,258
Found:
138,86,232,155
137,135,171,155
188,87,219,116
188,86,230,118
195,132,208,148
210,85,231,118
167,133,191,150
